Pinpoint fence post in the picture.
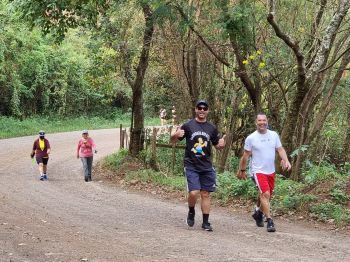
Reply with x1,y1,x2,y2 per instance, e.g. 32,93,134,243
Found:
168,125,176,172
172,143,176,173
119,124,123,149
123,129,128,149
150,127,159,171
121,130,125,149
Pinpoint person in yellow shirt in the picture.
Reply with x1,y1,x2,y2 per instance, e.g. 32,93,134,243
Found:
30,131,51,181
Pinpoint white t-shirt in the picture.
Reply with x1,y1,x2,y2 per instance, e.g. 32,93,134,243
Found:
244,130,282,175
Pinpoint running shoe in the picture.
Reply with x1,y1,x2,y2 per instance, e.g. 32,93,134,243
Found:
266,218,276,232
43,174,48,180
186,212,195,227
40,175,44,181
201,222,213,231
252,209,264,227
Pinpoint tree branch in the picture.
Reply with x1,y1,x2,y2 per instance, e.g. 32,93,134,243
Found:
267,0,307,91
308,0,350,75
318,45,350,73
173,4,230,67
306,45,350,143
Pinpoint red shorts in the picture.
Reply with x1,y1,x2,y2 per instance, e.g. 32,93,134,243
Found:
253,173,275,195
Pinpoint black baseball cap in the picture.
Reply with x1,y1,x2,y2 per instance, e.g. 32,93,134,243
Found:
196,100,209,108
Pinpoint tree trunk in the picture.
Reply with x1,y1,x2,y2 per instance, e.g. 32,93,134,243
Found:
217,93,239,173
344,100,350,163
269,0,350,180
129,4,154,157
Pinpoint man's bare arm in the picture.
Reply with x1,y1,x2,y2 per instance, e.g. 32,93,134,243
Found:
237,150,252,179
277,147,291,171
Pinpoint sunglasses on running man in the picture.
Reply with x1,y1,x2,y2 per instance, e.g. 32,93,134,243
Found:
197,106,208,111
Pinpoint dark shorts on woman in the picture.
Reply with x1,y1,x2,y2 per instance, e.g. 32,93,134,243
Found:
184,166,216,192
36,156,49,165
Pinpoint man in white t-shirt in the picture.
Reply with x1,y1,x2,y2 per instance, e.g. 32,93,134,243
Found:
237,113,291,232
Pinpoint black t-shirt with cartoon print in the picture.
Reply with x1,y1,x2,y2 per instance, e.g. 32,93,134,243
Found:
180,119,220,171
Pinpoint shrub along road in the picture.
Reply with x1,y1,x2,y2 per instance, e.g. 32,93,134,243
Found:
0,129,349,261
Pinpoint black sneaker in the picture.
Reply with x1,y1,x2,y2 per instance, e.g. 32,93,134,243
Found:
84,176,89,182
202,222,213,231
40,175,44,181
266,218,276,232
186,212,195,227
88,175,92,181
252,209,264,227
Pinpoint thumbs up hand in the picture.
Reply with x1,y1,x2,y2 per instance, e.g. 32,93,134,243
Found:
217,134,226,149
174,126,185,138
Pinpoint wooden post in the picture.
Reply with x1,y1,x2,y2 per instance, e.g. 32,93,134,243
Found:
172,142,176,173
144,129,148,167
124,129,128,149
121,129,125,149
119,124,123,149
169,126,173,141
150,127,159,171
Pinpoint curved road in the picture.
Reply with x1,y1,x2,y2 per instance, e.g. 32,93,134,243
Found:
0,129,349,261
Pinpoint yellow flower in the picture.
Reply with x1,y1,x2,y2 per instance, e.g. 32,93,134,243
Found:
258,62,266,68
256,50,262,55
298,27,305,33
249,55,255,60
242,60,248,65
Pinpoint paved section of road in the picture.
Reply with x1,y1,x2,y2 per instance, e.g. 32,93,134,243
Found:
0,129,349,261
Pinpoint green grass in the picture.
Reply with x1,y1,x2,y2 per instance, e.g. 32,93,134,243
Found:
214,171,257,204
103,148,350,227
0,115,159,139
126,170,186,191
104,149,129,169
102,149,185,191
99,143,350,227
310,203,350,226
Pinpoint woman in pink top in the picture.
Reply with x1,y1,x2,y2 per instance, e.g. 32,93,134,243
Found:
77,130,97,182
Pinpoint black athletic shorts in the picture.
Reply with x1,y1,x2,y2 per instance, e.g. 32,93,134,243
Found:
36,156,49,165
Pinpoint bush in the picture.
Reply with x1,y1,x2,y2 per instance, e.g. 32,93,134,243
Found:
330,188,350,205
310,202,350,226
126,169,186,191
214,172,257,203
273,194,317,213
303,163,342,184
104,149,128,170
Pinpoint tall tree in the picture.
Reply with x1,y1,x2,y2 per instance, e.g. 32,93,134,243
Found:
268,0,350,179
15,0,157,156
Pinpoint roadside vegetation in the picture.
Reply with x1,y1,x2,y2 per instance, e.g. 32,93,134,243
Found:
102,149,350,228
0,114,159,139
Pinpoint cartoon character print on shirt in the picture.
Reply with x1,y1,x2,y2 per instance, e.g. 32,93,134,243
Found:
191,137,208,155
190,131,210,158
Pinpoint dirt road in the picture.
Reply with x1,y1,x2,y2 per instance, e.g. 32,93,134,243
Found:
0,129,349,262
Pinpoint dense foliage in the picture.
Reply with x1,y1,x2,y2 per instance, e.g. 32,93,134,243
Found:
0,1,130,118
1,0,350,177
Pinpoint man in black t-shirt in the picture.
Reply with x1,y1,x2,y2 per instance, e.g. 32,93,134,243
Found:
170,100,225,231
